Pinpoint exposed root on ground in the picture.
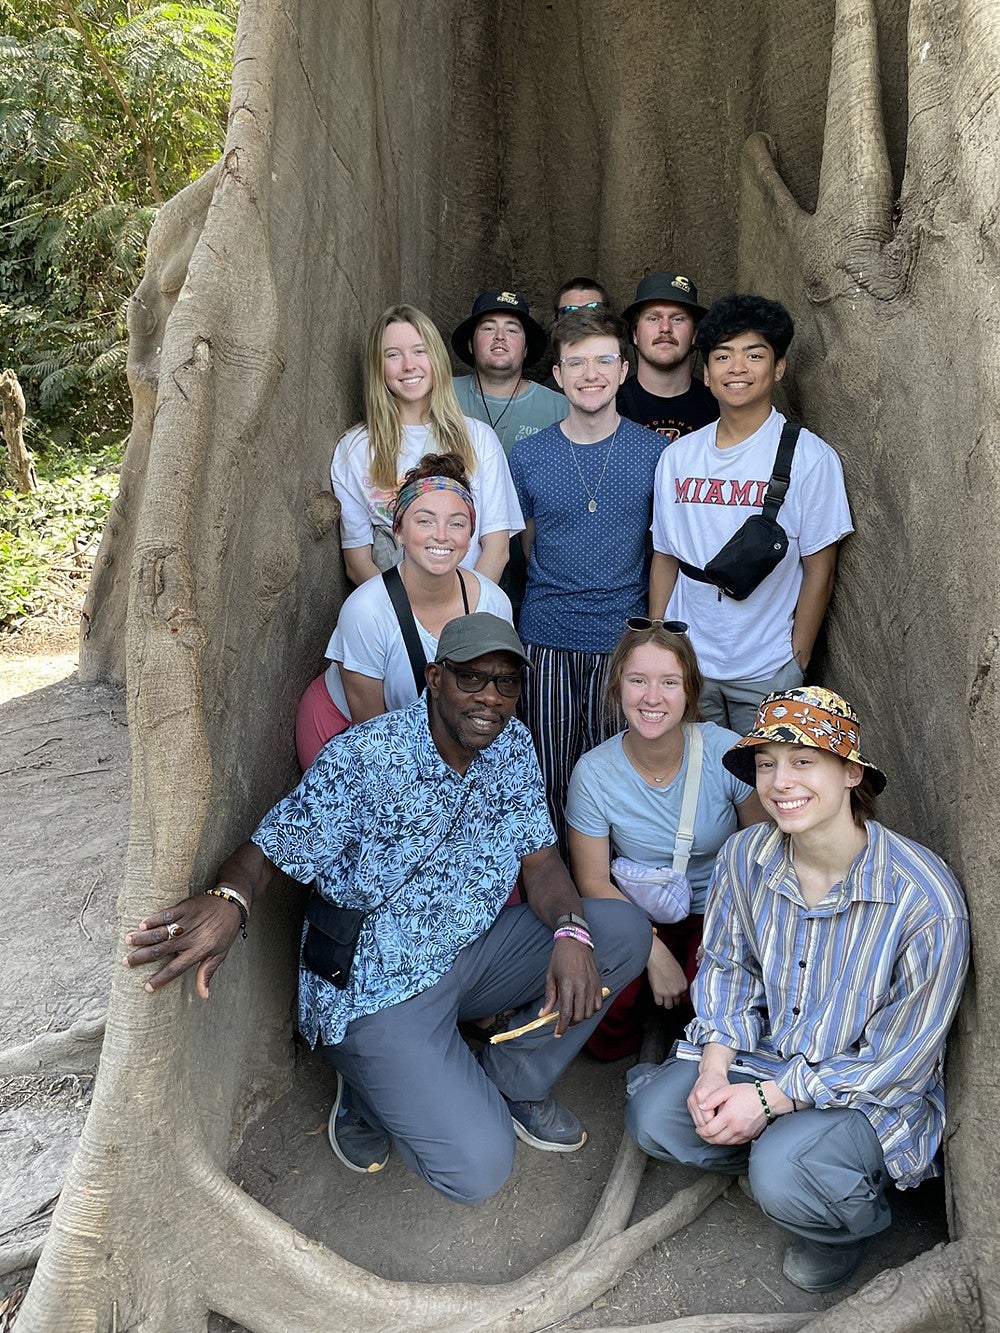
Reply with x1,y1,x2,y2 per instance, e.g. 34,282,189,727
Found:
0,1018,106,1079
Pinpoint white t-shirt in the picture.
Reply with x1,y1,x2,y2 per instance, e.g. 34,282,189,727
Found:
651,409,853,680
329,416,524,570
324,570,513,719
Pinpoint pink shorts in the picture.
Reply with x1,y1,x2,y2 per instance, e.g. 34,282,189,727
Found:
295,673,351,769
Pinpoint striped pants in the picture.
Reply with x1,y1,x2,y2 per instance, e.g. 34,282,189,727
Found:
519,643,615,855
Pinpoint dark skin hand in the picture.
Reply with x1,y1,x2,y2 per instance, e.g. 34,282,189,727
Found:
122,841,275,999
521,843,606,1036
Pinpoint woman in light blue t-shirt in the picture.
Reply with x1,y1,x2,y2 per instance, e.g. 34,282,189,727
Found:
566,621,765,1059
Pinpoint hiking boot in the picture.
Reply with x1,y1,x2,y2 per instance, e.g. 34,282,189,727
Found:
327,1071,390,1174
781,1236,863,1292
504,1094,587,1152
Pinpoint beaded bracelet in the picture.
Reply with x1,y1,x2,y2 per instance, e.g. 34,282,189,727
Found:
553,926,594,950
753,1078,773,1122
203,886,249,939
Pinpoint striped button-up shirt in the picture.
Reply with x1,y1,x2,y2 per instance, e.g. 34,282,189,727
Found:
677,821,969,1188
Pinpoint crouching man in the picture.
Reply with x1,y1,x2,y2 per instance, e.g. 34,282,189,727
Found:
124,613,650,1204
625,688,969,1292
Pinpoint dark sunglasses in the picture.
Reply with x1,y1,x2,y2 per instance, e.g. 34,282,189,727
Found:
443,660,524,698
625,617,689,634
555,300,607,317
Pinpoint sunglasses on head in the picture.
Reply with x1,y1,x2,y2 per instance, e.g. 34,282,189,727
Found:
625,617,689,633
555,300,607,317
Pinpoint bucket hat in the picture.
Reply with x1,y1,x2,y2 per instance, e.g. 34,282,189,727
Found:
722,687,887,793
621,271,707,327
451,290,549,368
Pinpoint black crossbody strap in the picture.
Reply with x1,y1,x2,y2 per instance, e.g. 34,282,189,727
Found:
759,422,801,522
382,566,427,694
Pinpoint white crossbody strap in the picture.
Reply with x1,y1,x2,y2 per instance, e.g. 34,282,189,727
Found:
671,725,704,876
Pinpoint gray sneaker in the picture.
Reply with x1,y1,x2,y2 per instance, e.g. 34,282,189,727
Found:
782,1236,863,1292
327,1071,390,1174
504,1093,587,1152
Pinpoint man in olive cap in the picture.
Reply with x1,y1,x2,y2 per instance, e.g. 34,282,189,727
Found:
124,614,649,1204
618,271,719,440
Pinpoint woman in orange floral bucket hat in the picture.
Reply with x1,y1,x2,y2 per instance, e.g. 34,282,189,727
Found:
625,684,969,1296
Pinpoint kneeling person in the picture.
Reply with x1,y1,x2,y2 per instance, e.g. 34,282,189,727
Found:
625,687,969,1292
125,614,650,1205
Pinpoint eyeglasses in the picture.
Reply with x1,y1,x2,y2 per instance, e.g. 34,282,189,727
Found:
558,353,621,373
443,660,524,698
625,617,689,633
555,300,607,316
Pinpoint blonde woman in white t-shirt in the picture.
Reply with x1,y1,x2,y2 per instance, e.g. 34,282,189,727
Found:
330,305,522,588
296,453,512,769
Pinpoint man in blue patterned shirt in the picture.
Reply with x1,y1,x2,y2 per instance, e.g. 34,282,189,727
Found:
625,688,969,1293
125,613,649,1204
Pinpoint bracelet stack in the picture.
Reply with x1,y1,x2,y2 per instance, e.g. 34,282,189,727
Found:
753,1078,773,1122
553,911,593,949
553,925,594,949
203,885,250,939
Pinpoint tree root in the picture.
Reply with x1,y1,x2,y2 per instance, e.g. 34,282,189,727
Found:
0,1236,45,1279
589,1319,808,1332
0,1016,105,1078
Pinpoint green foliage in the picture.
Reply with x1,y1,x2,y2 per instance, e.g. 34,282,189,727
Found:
0,0,237,442
0,438,122,628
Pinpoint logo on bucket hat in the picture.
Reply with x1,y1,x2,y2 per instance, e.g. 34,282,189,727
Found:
451,289,549,368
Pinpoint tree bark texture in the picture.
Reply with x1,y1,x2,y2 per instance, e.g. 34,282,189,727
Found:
24,0,997,1327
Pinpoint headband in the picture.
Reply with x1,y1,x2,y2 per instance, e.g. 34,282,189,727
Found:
392,476,477,534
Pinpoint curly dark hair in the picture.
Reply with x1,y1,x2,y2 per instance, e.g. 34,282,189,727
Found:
397,451,472,494
694,294,794,360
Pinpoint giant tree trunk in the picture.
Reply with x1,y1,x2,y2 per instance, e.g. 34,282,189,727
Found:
19,0,996,1328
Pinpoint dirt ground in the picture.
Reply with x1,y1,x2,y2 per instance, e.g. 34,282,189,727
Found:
0,627,949,1330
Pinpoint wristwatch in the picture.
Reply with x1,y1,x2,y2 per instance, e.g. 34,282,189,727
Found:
554,912,590,932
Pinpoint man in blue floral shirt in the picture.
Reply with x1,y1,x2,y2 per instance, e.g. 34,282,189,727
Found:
125,614,650,1204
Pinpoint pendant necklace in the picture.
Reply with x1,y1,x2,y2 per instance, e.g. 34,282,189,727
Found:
624,731,683,785
566,419,620,514
476,371,522,439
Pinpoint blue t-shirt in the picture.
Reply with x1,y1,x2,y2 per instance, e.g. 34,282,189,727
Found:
565,722,753,913
252,696,555,1046
509,417,666,652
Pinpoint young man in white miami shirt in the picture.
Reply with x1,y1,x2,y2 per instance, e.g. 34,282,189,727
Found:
509,309,667,851
649,294,853,734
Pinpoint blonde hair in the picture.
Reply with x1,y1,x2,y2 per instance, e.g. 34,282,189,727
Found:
362,305,477,491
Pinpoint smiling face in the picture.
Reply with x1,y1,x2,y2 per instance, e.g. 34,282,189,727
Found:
398,489,473,576
703,329,785,412
632,302,697,370
753,743,861,836
553,333,628,415
382,320,434,410
619,644,687,743
470,314,527,376
425,650,521,771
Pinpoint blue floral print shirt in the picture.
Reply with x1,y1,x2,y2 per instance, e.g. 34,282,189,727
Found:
252,696,556,1047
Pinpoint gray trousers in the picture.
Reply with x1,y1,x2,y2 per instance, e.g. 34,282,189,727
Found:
700,656,805,735
323,900,650,1204
625,1058,892,1245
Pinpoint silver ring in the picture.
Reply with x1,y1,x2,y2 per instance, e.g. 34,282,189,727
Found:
166,921,183,940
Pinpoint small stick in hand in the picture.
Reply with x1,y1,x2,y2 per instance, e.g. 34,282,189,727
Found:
490,988,610,1044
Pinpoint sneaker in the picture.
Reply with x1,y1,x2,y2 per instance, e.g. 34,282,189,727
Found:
327,1071,390,1174
504,1094,587,1152
736,1174,756,1203
781,1236,863,1292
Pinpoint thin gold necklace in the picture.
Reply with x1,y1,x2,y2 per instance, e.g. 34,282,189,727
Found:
624,730,683,785
565,418,620,514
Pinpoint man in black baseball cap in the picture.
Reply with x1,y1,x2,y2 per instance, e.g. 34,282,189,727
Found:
452,291,568,619
617,271,719,441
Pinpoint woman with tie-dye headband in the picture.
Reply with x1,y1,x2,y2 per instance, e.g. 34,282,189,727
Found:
626,685,969,1296
295,453,514,769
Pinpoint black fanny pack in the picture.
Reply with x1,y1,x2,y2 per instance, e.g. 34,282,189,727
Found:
678,422,800,602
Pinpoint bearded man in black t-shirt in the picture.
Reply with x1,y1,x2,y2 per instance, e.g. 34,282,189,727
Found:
617,271,719,442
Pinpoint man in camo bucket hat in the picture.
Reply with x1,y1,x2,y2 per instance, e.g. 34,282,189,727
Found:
625,683,969,1295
